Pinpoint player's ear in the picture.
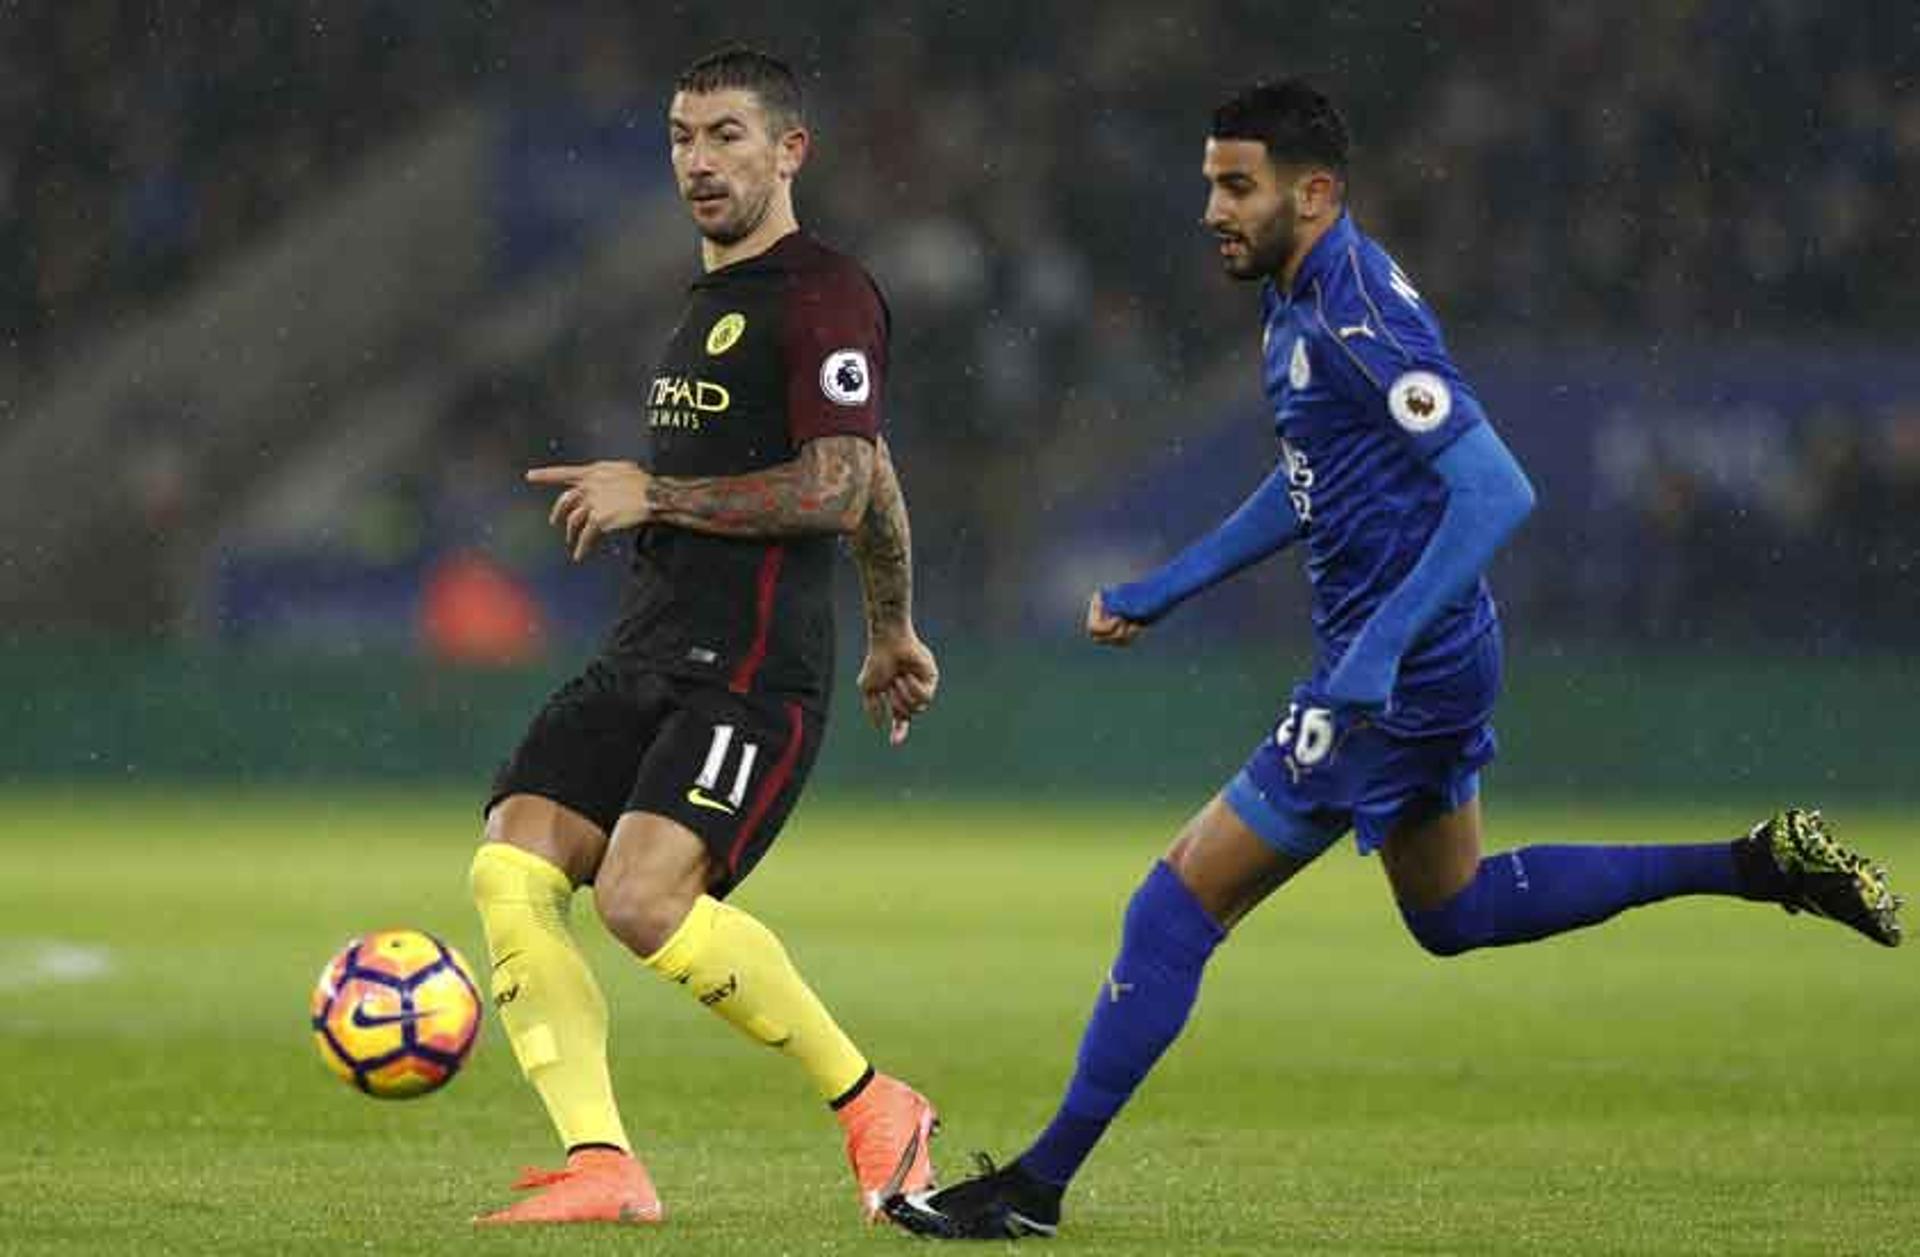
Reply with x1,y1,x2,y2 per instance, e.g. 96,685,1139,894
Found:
1297,168,1340,222
776,126,810,180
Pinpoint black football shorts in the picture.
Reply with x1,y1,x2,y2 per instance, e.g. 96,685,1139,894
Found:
486,660,825,895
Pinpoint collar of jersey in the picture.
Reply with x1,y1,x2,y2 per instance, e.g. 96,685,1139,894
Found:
1283,209,1357,304
694,229,806,284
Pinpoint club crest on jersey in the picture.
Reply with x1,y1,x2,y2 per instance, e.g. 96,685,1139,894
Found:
705,312,746,355
820,349,870,407
1288,338,1311,390
1388,370,1452,433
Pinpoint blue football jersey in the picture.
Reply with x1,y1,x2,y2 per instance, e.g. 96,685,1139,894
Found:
1259,211,1499,729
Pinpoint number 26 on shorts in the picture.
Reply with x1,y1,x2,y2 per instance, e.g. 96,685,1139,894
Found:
1274,702,1337,769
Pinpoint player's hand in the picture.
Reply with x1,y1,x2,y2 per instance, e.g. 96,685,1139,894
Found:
1087,590,1146,647
526,461,653,561
857,627,938,746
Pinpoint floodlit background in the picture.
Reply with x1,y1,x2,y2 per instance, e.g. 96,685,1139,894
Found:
2,2,1916,795
1,4,1915,1254
2,2,1916,793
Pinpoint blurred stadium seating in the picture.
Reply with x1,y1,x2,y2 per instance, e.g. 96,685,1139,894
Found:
2,1,1914,793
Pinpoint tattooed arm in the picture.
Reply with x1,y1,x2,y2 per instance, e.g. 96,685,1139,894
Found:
527,434,937,740
526,435,874,558
649,435,873,538
850,436,913,636
850,437,939,744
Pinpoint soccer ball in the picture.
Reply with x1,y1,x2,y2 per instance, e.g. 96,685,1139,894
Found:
310,928,482,1099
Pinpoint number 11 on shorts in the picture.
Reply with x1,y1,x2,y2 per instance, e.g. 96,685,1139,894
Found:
693,724,759,812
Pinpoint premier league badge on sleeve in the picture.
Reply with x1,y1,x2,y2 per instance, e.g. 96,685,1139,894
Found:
1289,338,1311,390
1388,370,1451,433
820,349,871,406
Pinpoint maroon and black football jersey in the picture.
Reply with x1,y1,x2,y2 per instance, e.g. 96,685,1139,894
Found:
604,232,887,708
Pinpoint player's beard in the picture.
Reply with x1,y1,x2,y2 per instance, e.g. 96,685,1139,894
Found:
1229,204,1297,281
692,176,776,246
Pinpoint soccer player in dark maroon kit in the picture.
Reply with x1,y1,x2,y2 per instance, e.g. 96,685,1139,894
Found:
468,48,941,1228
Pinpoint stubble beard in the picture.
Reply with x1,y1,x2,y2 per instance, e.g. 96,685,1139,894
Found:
1234,213,1296,282
696,178,775,246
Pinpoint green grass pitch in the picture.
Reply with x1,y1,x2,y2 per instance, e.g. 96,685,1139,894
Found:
1,789,1914,1255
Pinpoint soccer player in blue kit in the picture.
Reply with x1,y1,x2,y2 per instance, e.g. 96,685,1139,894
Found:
887,79,1904,1241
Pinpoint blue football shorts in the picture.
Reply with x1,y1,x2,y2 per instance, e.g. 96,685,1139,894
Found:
1224,636,1501,861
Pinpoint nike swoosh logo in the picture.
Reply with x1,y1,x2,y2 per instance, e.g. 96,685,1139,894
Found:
1338,322,1376,339
873,1098,936,1205
876,1125,924,1203
685,787,738,815
351,1002,429,1029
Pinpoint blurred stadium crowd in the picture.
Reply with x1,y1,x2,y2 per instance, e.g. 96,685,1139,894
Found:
5,1,1915,650
1,4,467,373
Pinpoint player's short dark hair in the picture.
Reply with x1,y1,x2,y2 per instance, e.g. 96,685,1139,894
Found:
1210,79,1348,176
675,46,805,134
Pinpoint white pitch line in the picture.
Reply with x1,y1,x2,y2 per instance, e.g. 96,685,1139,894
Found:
0,940,115,990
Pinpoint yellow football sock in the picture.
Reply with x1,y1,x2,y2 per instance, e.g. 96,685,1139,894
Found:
469,843,631,1152
643,895,870,1101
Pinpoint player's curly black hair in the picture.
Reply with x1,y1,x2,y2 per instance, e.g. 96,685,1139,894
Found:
676,46,806,134
1210,79,1348,175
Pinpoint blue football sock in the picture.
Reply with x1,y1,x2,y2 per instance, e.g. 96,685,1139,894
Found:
1019,861,1225,1189
1401,842,1741,956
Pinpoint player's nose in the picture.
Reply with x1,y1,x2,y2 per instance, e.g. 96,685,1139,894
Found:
681,137,718,175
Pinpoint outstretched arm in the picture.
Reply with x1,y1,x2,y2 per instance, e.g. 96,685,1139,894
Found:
526,435,875,559
850,437,938,743
1322,423,1535,708
1092,462,1306,643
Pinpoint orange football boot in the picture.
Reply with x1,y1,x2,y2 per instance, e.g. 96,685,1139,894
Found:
475,1147,664,1226
836,1073,939,1222
508,1165,570,1190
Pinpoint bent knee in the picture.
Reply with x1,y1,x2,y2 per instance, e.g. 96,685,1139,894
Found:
1399,899,1479,958
593,880,696,958
482,794,607,884
470,840,571,907
1405,923,1475,958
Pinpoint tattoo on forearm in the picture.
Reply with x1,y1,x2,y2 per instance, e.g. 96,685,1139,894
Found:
850,437,914,635
646,436,874,538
